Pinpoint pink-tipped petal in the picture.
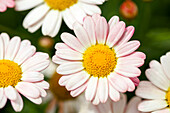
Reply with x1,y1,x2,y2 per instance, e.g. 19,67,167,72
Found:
108,82,120,102
96,17,108,44
83,16,96,45
115,40,140,57
61,33,86,53
59,75,74,86
85,76,98,101
98,77,108,103
108,16,119,30
92,14,101,25
126,51,146,59
57,62,84,75
0,3,7,12
5,0,15,8
66,71,90,91
106,21,125,48
130,77,140,86
11,92,23,112
73,22,91,48
16,82,40,99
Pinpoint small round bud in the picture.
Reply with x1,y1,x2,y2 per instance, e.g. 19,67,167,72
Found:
39,36,55,49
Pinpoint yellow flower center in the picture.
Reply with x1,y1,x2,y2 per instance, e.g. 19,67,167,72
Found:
166,89,170,106
83,44,117,78
0,60,22,88
44,0,78,11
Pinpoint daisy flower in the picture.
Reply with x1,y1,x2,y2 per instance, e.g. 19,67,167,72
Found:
0,33,50,112
136,52,170,113
79,94,144,113
0,0,15,12
15,0,105,37
52,14,145,104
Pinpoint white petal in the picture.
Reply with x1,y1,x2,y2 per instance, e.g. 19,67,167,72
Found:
11,92,23,112
28,18,44,33
66,71,90,91
69,3,86,24
73,22,91,48
5,36,21,60
15,0,43,11
23,4,49,29
79,0,103,5
0,36,4,59
0,32,10,51
161,55,170,80
152,108,170,113
138,100,168,112
21,72,44,82
135,81,166,99
0,88,3,101
108,83,120,102
42,10,62,37
98,77,108,103
108,16,119,30
125,97,141,113
26,96,42,104
61,33,86,53
0,95,7,108
57,62,84,75
56,49,83,60
85,76,98,101
34,81,49,89
52,55,71,64
16,82,40,98
4,86,17,100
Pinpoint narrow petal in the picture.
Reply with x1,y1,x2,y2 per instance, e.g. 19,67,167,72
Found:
16,82,40,98
69,3,86,24
23,4,49,29
73,22,91,48
57,62,84,75
92,87,100,105
83,16,96,45
0,33,10,51
115,65,141,77
34,81,49,89
108,83,120,102
0,95,7,108
4,86,17,100
55,43,70,50
0,88,3,101
116,26,135,47
0,36,4,59
135,81,166,99
138,100,168,112
85,76,98,101
56,49,83,60
28,18,44,33
96,17,108,44
52,55,72,64
112,94,127,113
146,68,169,91
161,55,170,80
79,0,103,4
11,92,23,112
15,0,43,11
70,82,88,97
5,36,21,60
115,41,140,57
106,22,125,48
126,51,146,60
59,75,74,86
21,72,44,82
26,96,42,105
66,71,90,91
122,77,135,92
108,73,128,92
61,33,86,53
108,16,119,30
98,77,108,103
153,108,170,113
92,14,101,25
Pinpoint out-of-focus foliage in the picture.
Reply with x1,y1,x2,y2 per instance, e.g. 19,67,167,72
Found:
0,0,170,112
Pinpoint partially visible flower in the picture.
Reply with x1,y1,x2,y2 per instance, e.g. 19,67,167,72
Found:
0,0,15,12
52,14,145,105
79,94,143,113
45,72,86,113
0,33,49,112
120,0,138,20
15,0,106,37
136,52,170,113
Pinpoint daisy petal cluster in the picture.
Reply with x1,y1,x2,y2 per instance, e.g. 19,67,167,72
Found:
52,14,145,104
136,52,170,113
0,0,15,12
79,94,143,113
15,0,106,37
0,33,49,112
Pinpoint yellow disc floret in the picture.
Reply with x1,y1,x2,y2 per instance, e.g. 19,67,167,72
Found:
166,89,170,106
83,44,117,78
0,60,22,88
44,0,78,11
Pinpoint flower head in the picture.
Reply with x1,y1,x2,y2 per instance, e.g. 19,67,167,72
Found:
0,33,49,112
79,94,143,113
136,52,170,112
0,0,15,12
52,14,145,104
15,0,105,37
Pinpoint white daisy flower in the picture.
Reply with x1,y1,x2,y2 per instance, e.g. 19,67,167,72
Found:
136,52,170,113
0,33,50,112
79,94,144,113
52,14,145,105
15,0,105,37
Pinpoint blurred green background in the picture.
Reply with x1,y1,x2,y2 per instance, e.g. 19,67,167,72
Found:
0,0,170,112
